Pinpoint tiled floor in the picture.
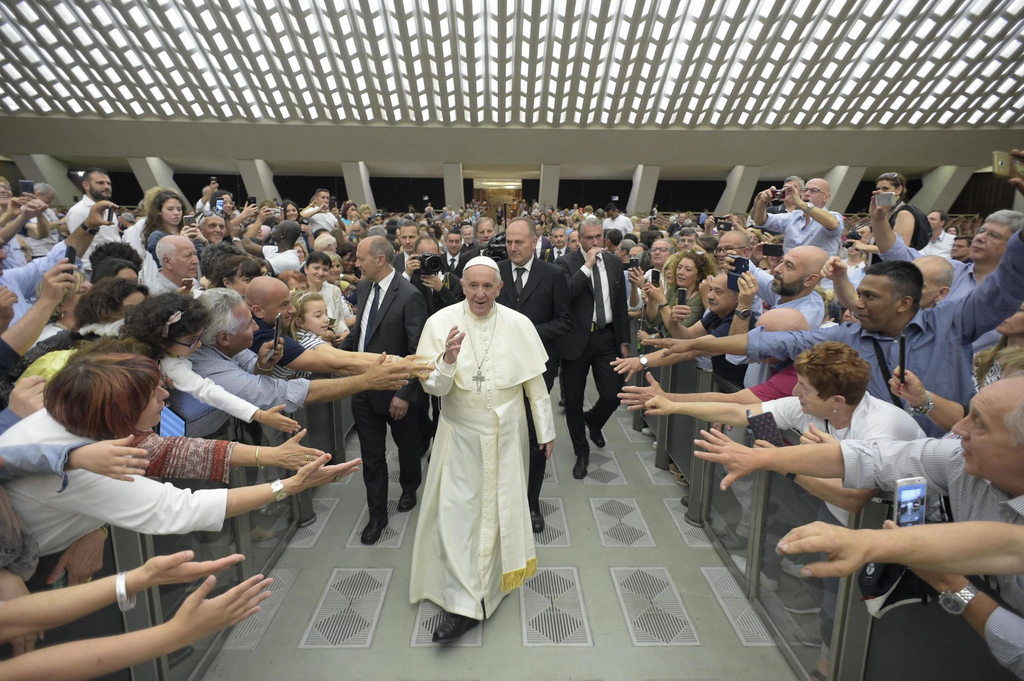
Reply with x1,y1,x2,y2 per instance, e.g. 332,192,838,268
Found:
202,380,798,681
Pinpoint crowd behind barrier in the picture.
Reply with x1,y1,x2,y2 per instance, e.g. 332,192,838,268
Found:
0,160,1022,680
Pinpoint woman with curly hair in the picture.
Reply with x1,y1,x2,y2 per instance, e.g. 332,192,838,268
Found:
121,294,298,434
643,249,717,338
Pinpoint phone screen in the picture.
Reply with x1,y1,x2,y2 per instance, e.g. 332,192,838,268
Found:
894,478,927,527
727,256,750,291
650,269,661,287
64,245,77,265
246,196,257,207
216,198,225,212
762,243,783,257
18,179,34,195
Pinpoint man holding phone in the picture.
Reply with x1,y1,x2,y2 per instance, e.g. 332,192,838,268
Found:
65,167,118,272
752,178,844,256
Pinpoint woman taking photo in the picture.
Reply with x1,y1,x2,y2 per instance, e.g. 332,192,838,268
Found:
874,172,930,251
643,249,717,337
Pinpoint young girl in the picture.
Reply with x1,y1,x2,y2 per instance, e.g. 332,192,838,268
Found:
281,291,335,379
122,294,299,434
303,251,355,345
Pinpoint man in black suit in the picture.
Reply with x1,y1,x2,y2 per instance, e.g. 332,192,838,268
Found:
557,218,630,479
540,225,569,262
391,220,420,274
496,218,573,532
343,235,429,544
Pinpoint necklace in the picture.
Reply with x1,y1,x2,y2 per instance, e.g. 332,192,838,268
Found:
54,322,72,331
469,310,498,393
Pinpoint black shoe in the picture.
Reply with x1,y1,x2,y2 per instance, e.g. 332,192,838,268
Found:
432,613,480,643
572,455,589,479
584,412,606,448
397,491,417,512
360,517,387,545
531,511,545,533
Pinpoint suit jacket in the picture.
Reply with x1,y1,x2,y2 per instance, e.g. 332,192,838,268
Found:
341,272,427,412
533,236,553,260
556,249,630,361
496,258,573,364
453,246,481,277
393,251,416,276
410,270,463,316
540,246,569,263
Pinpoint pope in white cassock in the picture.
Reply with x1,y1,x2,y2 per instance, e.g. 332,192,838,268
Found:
410,256,556,643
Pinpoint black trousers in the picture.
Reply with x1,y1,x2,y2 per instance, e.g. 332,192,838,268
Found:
560,326,625,458
524,364,557,514
352,392,422,521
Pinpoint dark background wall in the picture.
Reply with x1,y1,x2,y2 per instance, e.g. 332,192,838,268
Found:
556,179,634,210
369,177,444,213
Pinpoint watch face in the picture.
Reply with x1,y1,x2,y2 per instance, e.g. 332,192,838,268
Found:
940,593,966,614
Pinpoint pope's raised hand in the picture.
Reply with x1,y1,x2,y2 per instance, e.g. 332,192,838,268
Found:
443,326,466,365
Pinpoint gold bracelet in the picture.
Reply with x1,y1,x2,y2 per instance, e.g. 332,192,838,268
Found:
255,446,263,469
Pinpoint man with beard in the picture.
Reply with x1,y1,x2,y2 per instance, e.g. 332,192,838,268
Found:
65,167,117,271
740,245,829,330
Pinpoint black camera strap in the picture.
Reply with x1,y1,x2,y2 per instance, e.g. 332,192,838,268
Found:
871,338,904,408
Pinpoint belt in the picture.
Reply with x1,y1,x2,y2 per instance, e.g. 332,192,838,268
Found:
590,322,609,332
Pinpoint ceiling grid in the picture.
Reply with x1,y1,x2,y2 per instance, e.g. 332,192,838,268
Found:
0,0,1022,128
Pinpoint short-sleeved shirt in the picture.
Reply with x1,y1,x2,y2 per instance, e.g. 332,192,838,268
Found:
748,364,799,401
261,245,301,274
761,209,844,255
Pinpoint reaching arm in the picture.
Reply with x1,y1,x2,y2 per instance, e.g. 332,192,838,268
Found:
0,261,76,355
693,428,845,490
644,396,758,425
303,354,411,404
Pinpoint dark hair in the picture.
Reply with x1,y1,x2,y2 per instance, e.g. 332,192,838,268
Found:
142,189,186,244
79,167,109,187
876,172,909,200
91,258,139,284
953,235,971,244
75,279,149,326
199,241,241,282
863,260,923,309
212,255,261,289
46,351,162,440
931,210,949,223
90,241,143,272
605,229,623,247
605,203,619,213
306,250,332,268
337,241,356,258
280,199,300,218
122,293,210,360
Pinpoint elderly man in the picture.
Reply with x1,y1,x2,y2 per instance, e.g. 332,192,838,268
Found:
694,376,1024,680
199,213,229,246
753,178,844,255
542,225,568,261
168,288,412,438
410,256,555,643
22,182,63,258
149,235,199,296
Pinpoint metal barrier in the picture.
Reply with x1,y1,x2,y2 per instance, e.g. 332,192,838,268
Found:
116,396,354,681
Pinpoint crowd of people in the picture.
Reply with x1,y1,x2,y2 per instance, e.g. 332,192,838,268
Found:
0,151,1021,678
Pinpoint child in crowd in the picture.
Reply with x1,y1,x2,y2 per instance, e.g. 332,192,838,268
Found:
281,291,337,379
122,294,299,434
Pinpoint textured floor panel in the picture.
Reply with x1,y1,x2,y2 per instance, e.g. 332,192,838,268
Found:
299,568,392,648
700,567,774,647
344,499,412,548
635,450,679,485
581,450,627,485
542,457,559,485
410,600,484,647
282,498,338,549
534,497,571,548
616,415,654,443
662,498,713,548
610,567,700,646
222,568,300,651
590,498,656,547
520,567,593,647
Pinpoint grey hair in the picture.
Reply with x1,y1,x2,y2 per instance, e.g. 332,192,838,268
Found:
784,175,805,189
654,238,676,254
985,210,1024,235
366,235,395,265
581,216,602,231
154,236,179,265
34,182,55,195
916,255,955,288
313,232,338,250
366,225,387,238
1005,398,1024,447
621,238,637,251
199,288,250,345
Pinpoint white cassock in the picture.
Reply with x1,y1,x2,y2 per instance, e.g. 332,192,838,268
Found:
409,300,555,620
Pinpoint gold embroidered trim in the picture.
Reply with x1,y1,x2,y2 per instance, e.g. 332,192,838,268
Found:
501,558,538,592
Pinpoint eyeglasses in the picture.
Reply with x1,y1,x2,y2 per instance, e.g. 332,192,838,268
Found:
802,187,824,194
877,172,900,181
171,330,205,351
974,227,1006,240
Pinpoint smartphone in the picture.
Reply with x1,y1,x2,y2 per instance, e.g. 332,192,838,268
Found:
770,188,784,204
875,192,896,207
272,312,282,353
18,179,34,195
210,176,218,184
894,476,927,527
246,195,257,207
763,243,784,257
329,196,338,210
993,151,1024,179
726,256,750,291
650,269,661,287
216,198,225,212
676,289,687,305
898,332,907,383
184,214,196,226
51,569,68,590
64,245,77,265
180,278,195,290
746,410,788,447
629,257,640,270
105,205,117,224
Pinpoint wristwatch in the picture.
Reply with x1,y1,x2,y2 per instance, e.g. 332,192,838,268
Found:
939,583,978,615
270,479,288,502
80,223,100,235
639,355,649,368
909,391,936,416
736,308,752,320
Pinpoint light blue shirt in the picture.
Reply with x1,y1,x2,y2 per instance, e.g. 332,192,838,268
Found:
0,241,70,324
879,233,977,303
761,209,844,255
747,229,1024,437
751,266,825,329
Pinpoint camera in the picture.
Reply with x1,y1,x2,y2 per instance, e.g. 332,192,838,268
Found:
875,192,896,207
770,188,785,204
483,232,508,262
419,253,444,275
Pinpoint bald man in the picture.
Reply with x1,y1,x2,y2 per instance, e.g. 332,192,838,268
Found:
914,255,954,309
753,178,844,256
151,235,199,296
745,245,830,329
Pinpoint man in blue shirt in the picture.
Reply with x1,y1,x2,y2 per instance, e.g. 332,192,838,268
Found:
753,178,843,255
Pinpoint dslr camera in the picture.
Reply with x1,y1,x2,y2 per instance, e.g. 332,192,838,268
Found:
418,253,444,275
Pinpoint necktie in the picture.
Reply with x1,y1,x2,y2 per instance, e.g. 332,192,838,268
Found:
592,257,607,328
556,249,562,259
364,283,381,346
450,256,457,271
514,267,525,299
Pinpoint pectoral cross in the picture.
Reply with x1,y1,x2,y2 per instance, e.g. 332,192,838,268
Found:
473,369,485,393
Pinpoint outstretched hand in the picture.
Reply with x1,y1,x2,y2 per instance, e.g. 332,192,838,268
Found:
618,371,664,410
775,521,899,578
135,550,247,589
167,572,274,644
67,437,150,481
693,428,764,490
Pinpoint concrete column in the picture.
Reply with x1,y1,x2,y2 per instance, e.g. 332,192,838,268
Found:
10,154,80,206
442,163,464,210
341,161,375,211
626,164,660,215
822,166,867,213
127,157,191,211
1014,187,1024,214
910,165,976,213
237,159,281,204
714,165,761,215
539,164,560,208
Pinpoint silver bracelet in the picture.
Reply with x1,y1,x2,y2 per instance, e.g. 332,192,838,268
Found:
116,572,137,612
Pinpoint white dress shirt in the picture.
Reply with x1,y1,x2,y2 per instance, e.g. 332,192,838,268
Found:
359,268,396,352
581,254,613,325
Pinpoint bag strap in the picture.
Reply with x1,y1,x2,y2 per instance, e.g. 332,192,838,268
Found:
870,337,904,408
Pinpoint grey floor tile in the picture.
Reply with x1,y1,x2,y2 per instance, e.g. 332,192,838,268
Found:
582,450,627,485
662,498,713,548
520,567,593,647
590,497,656,547
701,567,775,647
616,415,654,443
635,449,678,485
282,498,338,549
223,568,300,651
410,600,483,647
344,498,413,548
534,497,571,547
299,568,392,648
610,567,699,646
